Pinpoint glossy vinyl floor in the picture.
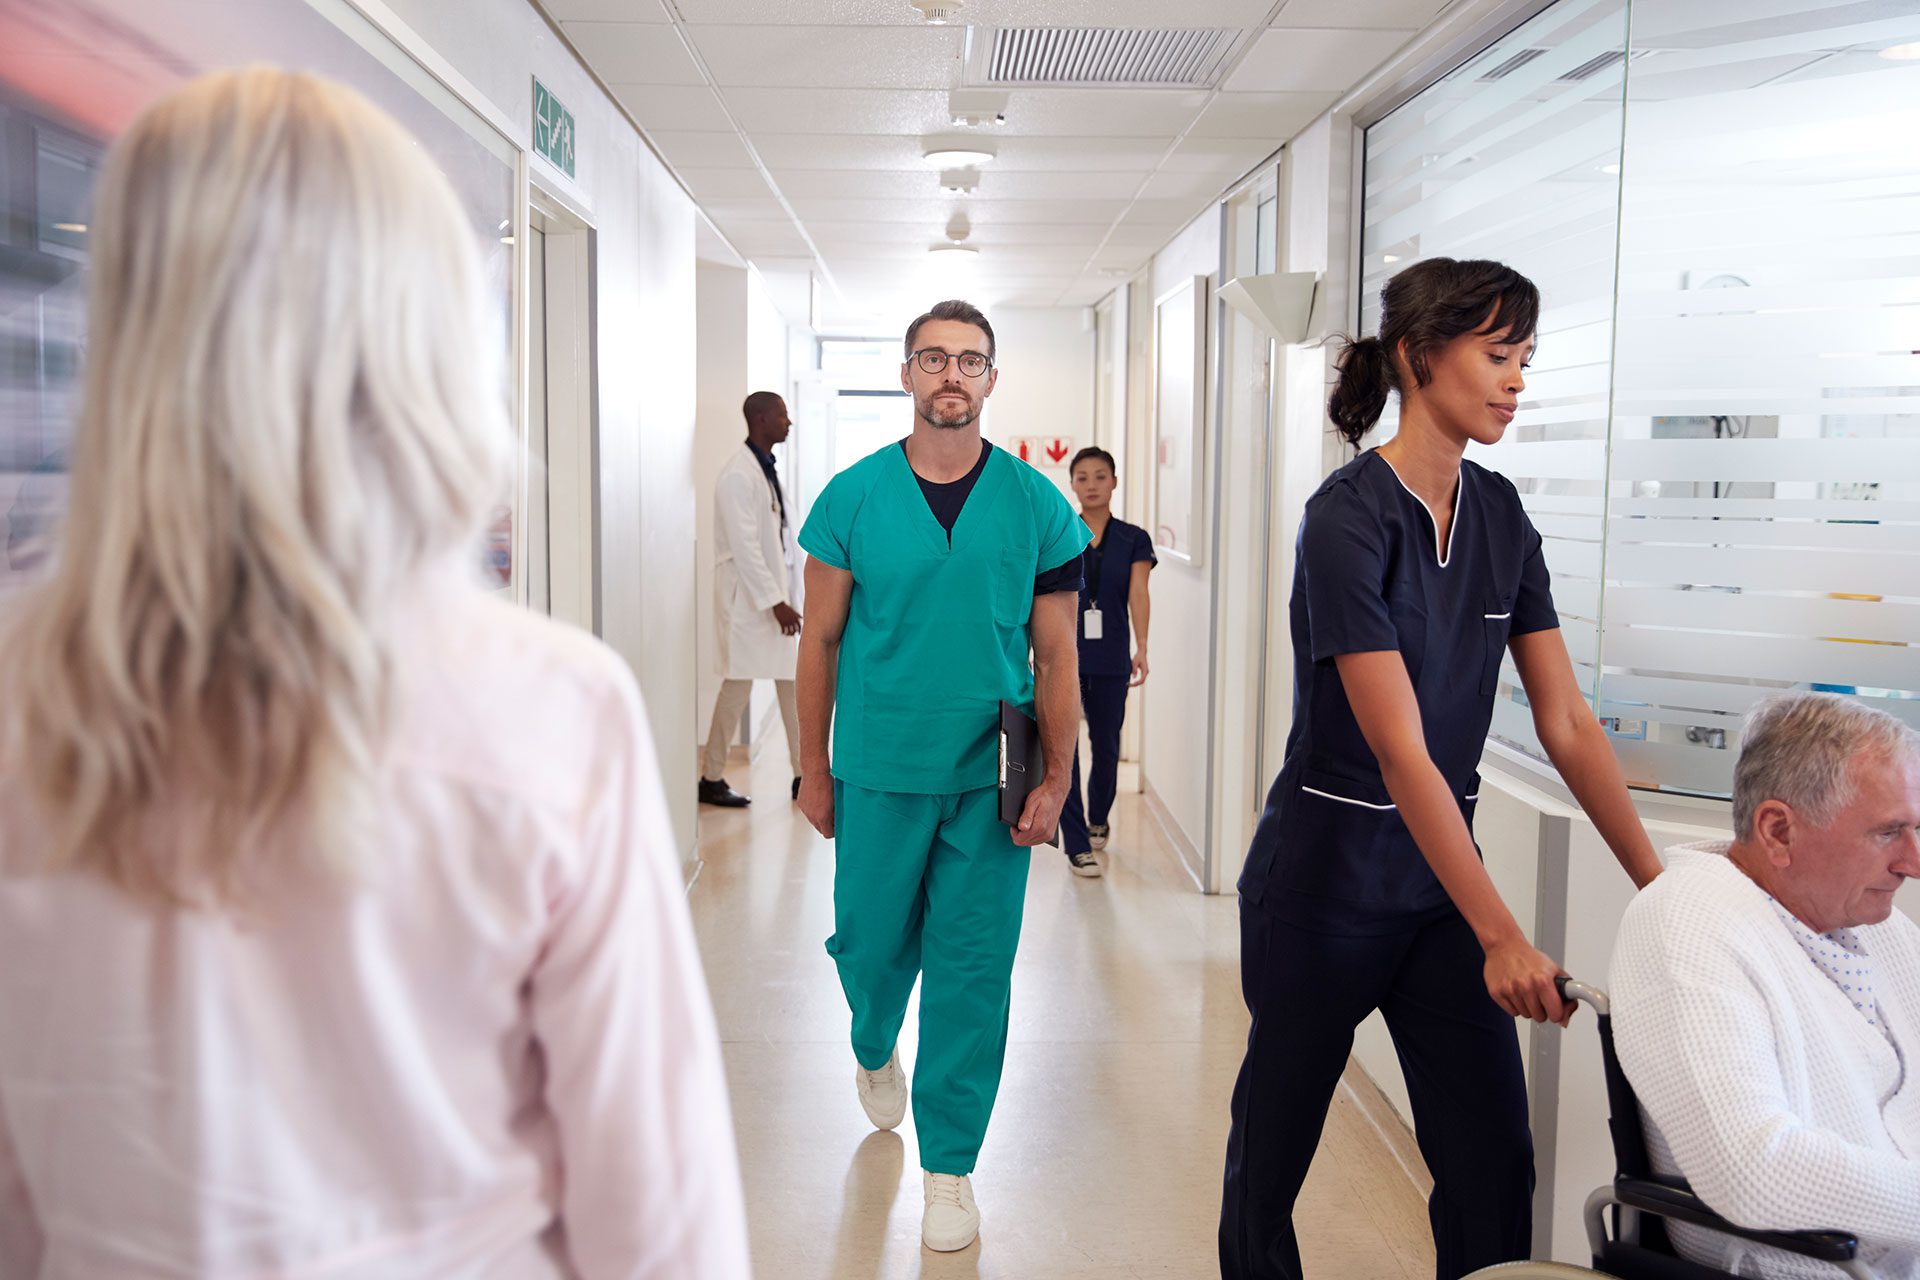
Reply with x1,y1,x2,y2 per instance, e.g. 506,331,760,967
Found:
689,741,1436,1280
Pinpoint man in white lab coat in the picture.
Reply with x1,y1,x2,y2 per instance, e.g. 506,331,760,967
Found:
699,391,804,807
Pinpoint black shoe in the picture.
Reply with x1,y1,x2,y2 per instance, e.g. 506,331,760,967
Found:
792,777,802,800
698,777,751,808
1066,849,1103,879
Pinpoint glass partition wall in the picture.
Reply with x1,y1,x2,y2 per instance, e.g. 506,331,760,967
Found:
1361,0,1920,798
0,0,518,596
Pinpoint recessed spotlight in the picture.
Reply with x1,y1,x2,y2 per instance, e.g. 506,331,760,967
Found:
1600,162,1621,174
1880,41,1920,59
1383,254,1400,263
923,140,996,167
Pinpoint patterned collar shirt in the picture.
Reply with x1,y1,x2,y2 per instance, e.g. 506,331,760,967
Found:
1768,895,1901,1060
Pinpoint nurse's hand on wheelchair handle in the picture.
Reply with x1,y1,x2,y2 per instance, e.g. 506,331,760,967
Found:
798,773,835,838
1013,778,1068,847
1484,937,1574,1027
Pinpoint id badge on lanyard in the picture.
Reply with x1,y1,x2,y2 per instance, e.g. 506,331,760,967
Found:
1083,534,1106,640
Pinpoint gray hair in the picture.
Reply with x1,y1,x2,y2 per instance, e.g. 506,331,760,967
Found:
1733,692,1920,838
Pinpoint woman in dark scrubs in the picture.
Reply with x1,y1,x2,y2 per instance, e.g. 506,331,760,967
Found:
1217,258,1662,1280
1057,447,1155,878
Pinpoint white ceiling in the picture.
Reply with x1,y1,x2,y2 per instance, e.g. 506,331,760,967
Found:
543,0,1453,328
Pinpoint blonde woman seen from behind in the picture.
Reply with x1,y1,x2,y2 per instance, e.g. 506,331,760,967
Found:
0,69,749,1280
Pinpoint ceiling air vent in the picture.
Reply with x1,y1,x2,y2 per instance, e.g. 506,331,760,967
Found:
1477,47,1548,80
981,27,1243,87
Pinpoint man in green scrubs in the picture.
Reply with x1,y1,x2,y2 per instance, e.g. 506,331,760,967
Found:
796,299,1088,1254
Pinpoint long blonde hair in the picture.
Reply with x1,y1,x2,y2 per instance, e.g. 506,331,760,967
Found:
0,67,510,904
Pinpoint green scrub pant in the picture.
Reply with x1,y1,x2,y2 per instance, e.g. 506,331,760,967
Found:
827,780,1032,1175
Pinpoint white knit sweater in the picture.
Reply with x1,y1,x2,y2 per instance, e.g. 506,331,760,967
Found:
1610,841,1920,1279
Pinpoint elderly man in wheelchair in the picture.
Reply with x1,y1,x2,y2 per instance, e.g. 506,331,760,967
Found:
1484,692,1920,1280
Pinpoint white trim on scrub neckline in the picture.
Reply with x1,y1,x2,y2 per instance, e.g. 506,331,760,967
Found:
1376,451,1464,568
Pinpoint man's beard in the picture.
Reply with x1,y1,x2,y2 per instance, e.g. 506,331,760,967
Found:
919,390,978,429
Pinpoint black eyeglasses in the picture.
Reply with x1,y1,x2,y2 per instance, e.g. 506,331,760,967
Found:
910,348,993,378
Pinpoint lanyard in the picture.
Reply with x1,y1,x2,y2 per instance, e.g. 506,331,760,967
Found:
1086,525,1109,605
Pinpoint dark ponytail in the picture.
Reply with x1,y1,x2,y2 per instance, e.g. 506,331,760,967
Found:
1328,335,1394,450
1327,258,1540,452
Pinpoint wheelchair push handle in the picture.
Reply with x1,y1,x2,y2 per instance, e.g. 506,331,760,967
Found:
1554,975,1612,1018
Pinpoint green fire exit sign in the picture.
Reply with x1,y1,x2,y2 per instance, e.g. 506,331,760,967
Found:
533,78,575,179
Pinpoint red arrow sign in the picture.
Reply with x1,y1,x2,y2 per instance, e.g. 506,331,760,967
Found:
1045,439,1070,463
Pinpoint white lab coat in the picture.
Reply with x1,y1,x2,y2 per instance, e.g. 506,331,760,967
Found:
713,443,799,680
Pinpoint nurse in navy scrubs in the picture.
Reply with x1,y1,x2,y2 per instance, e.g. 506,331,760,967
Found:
1217,258,1662,1280
1058,447,1155,878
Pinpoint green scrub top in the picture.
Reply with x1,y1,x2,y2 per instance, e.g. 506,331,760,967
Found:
799,440,1090,795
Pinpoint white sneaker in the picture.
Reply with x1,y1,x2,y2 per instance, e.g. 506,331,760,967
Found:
1067,849,1103,878
855,1050,907,1131
922,1171,980,1251
1089,824,1109,851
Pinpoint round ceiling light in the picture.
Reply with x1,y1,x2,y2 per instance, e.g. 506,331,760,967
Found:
923,143,996,167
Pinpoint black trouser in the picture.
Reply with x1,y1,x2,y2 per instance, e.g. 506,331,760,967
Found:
1218,896,1534,1280
1058,672,1129,855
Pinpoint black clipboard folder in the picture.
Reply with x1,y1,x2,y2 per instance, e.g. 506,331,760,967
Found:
997,700,1059,848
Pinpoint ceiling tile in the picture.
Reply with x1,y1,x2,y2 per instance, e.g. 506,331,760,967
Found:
748,132,1175,172
1135,167,1238,201
764,168,1152,201
677,167,782,199
645,130,759,169
994,88,1211,138
806,221,1116,248
1188,91,1336,138
610,84,734,131
721,88,946,134
1158,134,1281,173
674,0,1278,23
1271,0,1447,28
702,197,794,222
562,22,704,83
789,195,1130,225
718,220,816,257
1225,27,1415,93
544,0,671,21
688,24,964,89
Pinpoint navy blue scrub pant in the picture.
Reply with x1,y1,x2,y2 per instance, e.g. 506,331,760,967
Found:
1219,897,1533,1280
1058,673,1130,855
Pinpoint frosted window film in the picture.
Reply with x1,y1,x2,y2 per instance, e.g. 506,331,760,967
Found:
1361,0,1631,768
1361,0,1920,798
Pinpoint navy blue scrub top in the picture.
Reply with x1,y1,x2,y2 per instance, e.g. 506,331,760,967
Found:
1077,517,1157,675
1239,449,1559,934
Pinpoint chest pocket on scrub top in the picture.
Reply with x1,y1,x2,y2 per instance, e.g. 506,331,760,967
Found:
994,547,1033,626
1480,592,1513,696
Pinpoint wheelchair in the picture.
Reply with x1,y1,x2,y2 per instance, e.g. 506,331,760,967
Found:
1466,979,1872,1279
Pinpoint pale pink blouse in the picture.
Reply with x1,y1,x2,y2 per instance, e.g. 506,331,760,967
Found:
0,584,750,1279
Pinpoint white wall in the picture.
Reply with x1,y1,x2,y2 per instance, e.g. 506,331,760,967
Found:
376,0,703,865
1136,212,1220,884
979,306,1096,504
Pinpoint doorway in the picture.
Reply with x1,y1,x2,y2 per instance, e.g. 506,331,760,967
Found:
522,192,599,632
